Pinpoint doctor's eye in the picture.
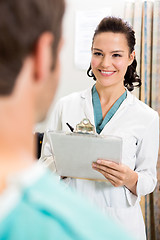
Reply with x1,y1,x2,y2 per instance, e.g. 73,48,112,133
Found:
112,53,122,58
93,52,103,57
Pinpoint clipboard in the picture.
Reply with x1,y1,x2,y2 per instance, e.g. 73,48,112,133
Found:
48,131,122,181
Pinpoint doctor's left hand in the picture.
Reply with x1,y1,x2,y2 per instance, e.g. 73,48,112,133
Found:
92,160,138,195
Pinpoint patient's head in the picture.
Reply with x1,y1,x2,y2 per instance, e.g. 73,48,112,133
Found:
0,0,65,96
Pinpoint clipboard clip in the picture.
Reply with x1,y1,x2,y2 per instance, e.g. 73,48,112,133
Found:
74,118,95,134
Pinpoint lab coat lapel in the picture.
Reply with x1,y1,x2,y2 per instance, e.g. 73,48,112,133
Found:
80,87,95,126
100,90,134,135
80,88,134,135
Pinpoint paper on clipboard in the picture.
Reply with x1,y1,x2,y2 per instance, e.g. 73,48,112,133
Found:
48,131,122,181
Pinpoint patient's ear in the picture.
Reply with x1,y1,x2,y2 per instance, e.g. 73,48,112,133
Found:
33,32,54,83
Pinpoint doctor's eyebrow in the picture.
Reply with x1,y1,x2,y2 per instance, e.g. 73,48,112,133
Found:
92,48,125,53
92,48,103,52
111,50,124,53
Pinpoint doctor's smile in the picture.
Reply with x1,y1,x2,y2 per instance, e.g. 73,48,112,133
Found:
98,70,116,77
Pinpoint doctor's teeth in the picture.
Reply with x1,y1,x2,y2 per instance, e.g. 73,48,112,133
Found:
101,71,113,74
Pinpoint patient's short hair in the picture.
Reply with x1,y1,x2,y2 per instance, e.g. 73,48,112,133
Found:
0,0,65,95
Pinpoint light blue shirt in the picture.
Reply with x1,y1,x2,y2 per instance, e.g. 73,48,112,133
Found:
92,85,127,134
0,166,133,240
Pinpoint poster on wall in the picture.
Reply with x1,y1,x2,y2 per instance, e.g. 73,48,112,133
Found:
74,8,112,70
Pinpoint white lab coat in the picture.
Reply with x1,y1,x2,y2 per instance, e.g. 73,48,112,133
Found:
40,86,159,240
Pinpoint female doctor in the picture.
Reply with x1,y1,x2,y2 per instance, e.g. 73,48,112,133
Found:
40,17,159,240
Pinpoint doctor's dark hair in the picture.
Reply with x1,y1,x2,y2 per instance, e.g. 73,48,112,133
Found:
87,17,141,91
0,0,65,95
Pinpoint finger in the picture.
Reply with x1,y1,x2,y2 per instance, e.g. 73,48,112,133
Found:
93,163,121,179
93,166,117,183
93,163,126,184
93,167,124,187
97,160,122,171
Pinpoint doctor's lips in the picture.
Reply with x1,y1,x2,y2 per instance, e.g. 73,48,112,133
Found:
98,70,116,77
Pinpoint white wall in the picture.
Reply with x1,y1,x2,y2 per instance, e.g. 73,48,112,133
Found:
36,0,130,132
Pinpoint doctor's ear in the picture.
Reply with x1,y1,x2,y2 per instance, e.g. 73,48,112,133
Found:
33,32,54,83
128,50,135,66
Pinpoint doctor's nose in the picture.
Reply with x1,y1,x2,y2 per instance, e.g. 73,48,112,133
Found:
101,56,112,68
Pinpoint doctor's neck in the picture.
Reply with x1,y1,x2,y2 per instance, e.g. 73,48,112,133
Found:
95,82,126,104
